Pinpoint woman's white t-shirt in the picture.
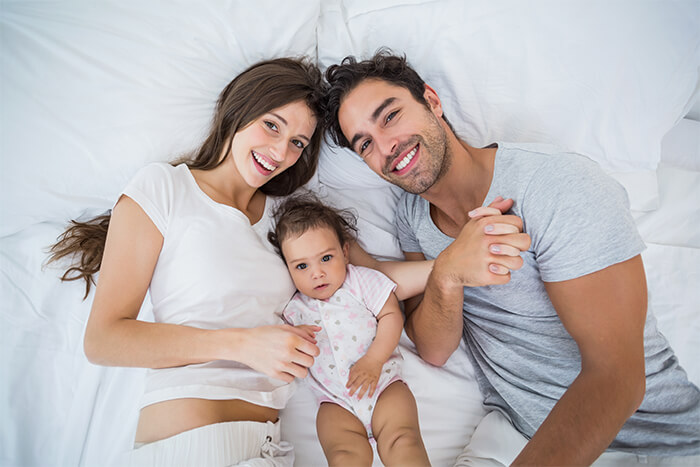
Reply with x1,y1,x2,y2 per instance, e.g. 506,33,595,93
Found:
120,162,297,410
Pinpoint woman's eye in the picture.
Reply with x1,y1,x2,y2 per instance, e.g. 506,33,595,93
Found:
265,121,278,131
321,255,332,262
386,110,398,123
296,263,307,270
291,139,305,149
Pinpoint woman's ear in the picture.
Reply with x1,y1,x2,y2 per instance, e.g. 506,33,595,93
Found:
423,84,443,118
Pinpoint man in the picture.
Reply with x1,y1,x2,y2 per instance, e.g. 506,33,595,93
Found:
323,52,700,465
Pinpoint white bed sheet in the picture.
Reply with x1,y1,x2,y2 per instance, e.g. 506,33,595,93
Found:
2,120,698,467
1,1,699,466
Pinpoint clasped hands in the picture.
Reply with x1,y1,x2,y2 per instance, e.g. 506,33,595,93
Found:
436,196,531,287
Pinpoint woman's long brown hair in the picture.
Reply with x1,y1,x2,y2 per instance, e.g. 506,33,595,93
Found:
47,57,326,298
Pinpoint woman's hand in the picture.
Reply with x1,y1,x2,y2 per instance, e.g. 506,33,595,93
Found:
231,324,320,383
346,355,383,399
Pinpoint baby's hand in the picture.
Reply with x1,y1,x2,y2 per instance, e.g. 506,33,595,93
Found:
346,355,382,399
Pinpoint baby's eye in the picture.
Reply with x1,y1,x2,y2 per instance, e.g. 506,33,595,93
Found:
385,110,398,123
265,121,278,132
321,255,332,262
291,139,305,149
295,263,307,270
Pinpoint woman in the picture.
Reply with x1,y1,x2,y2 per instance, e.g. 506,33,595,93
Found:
49,57,325,465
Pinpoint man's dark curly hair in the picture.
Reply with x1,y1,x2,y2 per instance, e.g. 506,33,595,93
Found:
324,49,453,150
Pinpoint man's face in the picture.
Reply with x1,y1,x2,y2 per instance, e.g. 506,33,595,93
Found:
337,79,449,194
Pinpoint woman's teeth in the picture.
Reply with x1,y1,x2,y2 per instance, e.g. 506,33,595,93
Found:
395,145,417,171
253,151,275,171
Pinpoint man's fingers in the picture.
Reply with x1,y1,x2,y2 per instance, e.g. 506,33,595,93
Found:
468,206,502,218
489,243,523,257
486,197,514,213
485,222,520,235
488,264,512,279
507,232,532,251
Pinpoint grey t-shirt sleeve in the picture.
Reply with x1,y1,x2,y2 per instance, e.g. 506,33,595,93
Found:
395,192,423,253
522,154,646,282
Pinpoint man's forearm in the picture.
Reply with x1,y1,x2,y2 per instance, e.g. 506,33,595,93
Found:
512,366,645,466
405,270,465,366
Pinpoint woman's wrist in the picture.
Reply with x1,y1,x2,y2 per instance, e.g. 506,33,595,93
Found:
210,327,246,362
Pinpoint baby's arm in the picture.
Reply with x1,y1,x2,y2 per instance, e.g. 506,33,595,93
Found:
348,242,433,301
346,292,403,398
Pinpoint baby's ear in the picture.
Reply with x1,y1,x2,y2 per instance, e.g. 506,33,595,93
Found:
342,241,350,264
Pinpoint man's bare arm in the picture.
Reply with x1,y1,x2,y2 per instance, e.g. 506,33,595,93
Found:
404,214,531,366
512,255,647,466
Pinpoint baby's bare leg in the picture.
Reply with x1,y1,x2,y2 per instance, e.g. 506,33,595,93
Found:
316,402,373,467
372,381,431,466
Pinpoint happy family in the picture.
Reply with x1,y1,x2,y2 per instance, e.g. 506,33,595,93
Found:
49,52,700,466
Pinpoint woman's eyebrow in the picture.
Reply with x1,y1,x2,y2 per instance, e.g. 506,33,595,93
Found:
269,112,311,142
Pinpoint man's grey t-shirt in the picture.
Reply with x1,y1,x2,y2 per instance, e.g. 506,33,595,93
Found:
396,142,700,455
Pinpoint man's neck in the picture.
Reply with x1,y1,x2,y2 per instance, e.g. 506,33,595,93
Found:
421,136,496,230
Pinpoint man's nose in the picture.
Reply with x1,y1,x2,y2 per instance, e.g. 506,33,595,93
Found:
376,132,398,158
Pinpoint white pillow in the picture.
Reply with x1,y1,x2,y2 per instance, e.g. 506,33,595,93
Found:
316,0,700,211
0,1,320,237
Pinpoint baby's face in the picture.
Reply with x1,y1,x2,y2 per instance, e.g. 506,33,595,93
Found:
281,226,348,300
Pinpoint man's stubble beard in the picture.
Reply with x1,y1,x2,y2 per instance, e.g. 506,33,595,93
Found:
384,113,452,195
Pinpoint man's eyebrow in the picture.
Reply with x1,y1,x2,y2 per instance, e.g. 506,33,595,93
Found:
371,97,396,122
269,112,310,143
349,97,396,150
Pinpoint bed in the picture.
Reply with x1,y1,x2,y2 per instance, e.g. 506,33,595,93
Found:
1,1,698,466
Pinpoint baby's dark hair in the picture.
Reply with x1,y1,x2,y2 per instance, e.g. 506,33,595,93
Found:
268,193,358,260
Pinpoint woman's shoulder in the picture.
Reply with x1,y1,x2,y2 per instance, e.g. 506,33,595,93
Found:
125,161,191,191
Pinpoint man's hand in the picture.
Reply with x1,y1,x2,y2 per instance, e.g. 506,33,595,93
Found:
433,207,530,288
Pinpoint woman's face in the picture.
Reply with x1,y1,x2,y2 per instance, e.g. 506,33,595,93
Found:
230,100,316,188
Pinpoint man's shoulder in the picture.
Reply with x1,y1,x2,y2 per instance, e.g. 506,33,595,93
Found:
496,142,600,173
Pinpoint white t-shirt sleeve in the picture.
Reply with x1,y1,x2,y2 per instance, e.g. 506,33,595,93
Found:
120,162,173,236
345,265,397,317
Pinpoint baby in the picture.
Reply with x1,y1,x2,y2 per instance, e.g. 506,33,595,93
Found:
269,194,430,466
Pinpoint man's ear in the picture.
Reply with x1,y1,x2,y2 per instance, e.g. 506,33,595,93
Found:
423,84,443,118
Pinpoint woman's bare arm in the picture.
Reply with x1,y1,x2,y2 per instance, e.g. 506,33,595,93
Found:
84,195,318,382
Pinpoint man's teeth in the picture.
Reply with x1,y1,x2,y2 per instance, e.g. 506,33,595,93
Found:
253,152,275,171
395,146,418,171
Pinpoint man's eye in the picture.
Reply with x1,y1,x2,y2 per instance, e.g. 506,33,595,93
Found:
296,263,307,270
321,255,332,262
291,139,305,149
386,110,398,123
360,140,370,153
265,121,278,131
